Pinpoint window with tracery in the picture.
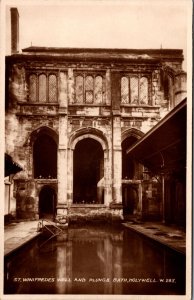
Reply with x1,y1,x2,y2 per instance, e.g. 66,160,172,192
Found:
39,74,47,102
130,77,139,104
28,72,58,103
121,77,129,104
140,77,148,104
94,76,103,103
29,74,37,102
85,76,94,103
75,74,103,104
121,75,149,105
75,76,84,103
49,75,57,102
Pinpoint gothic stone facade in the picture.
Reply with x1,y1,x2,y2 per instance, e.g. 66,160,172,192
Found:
5,47,186,222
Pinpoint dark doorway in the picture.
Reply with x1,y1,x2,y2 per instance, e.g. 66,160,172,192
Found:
73,138,104,204
122,136,141,215
122,185,138,215
33,134,57,179
39,186,56,219
122,136,138,179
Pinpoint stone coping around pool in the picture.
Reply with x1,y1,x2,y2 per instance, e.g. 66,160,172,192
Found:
122,222,186,255
4,221,41,257
4,232,42,257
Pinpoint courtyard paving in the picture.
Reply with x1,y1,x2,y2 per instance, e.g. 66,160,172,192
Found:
4,220,41,257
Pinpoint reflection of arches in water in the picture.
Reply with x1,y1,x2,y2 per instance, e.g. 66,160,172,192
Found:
73,138,104,204
122,185,138,215
39,186,56,219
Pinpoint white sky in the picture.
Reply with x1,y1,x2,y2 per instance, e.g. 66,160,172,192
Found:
5,0,190,70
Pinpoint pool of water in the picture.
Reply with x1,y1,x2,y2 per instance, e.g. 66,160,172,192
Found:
4,224,185,295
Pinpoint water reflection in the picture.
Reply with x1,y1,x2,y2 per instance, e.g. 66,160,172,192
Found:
4,225,185,295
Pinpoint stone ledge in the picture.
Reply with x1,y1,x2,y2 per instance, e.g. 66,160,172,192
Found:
109,203,123,209
70,204,107,208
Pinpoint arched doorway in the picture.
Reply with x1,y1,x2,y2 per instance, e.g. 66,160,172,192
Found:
122,135,142,215
73,138,104,204
33,133,57,179
39,186,56,219
122,136,139,180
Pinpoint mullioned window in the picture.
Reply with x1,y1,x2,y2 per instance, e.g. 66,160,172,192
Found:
121,75,149,105
75,74,104,104
28,73,58,103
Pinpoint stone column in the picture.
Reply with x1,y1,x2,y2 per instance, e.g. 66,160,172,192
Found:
104,149,112,206
68,68,74,104
105,69,111,105
67,148,73,206
112,114,122,204
103,69,112,206
110,71,123,219
57,72,68,218
66,68,75,206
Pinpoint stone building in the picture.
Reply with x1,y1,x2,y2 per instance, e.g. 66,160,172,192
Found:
5,8,186,222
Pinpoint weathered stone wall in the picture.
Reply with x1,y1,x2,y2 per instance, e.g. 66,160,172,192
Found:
5,50,186,221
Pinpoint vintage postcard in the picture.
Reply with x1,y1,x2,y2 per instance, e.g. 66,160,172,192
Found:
1,0,192,299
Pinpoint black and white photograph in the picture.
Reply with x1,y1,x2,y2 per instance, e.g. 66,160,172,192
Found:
1,0,192,299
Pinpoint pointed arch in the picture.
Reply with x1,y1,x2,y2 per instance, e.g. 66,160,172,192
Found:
121,128,144,143
68,127,109,151
25,126,59,146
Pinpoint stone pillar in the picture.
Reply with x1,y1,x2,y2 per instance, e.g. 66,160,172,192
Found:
57,146,67,205
105,69,111,105
57,72,68,218
67,148,73,205
168,75,175,109
104,150,112,206
112,114,122,204
66,67,75,206
68,68,74,104
110,71,123,219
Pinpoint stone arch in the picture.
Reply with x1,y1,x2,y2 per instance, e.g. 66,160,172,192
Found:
121,128,144,142
69,127,109,151
73,138,104,204
23,126,59,179
25,126,59,146
67,127,110,206
121,128,144,216
39,185,57,219
33,130,58,179
37,183,58,196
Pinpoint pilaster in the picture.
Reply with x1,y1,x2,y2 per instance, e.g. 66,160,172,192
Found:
57,71,68,208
